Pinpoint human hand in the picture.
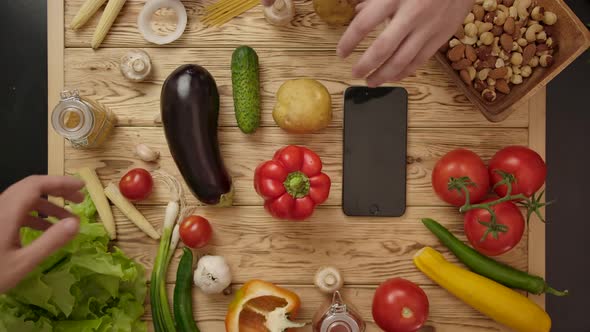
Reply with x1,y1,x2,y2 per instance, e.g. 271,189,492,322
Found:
0,176,84,293
338,0,474,87
262,0,274,6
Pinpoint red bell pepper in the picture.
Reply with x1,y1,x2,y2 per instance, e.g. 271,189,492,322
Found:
254,145,331,220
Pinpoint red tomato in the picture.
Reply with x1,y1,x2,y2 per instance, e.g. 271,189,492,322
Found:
179,216,212,249
464,199,525,256
119,168,153,201
372,278,429,332
489,146,547,197
432,149,490,206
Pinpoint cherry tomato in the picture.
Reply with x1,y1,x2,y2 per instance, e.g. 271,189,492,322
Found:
432,149,490,206
464,199,525,256
179,216,212,249
372,278,429,332
489,146,547,197
119,168,153,201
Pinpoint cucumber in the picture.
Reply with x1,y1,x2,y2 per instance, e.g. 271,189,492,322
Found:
231,46,261,134
422,218,568,296
174,248,200,332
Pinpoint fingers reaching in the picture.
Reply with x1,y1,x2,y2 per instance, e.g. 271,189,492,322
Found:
337,0,398,58
33,176,85,203
22,215,53,232
261,0,275,6
34,198,76,220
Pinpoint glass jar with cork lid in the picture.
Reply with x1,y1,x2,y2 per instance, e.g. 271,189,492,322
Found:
51,90,116,149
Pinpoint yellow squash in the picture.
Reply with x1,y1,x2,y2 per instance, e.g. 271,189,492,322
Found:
414,247,550,332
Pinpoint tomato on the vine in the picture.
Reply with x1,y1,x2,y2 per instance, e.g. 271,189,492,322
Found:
489,146,547,198
372,278,429,332
432,149,490,206
464,199,525,256
179,216,213,249
119,168,153,201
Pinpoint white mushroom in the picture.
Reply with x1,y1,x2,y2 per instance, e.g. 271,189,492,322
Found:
263,0,295,26
194,255,232,294
314,266,343,294
120,49,152,82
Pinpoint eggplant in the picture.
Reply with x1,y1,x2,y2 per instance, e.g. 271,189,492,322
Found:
161,64,233,206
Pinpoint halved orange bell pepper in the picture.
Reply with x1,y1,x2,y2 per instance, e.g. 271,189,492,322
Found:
225,280,305,332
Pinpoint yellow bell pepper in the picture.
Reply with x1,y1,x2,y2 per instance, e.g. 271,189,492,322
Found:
414,247,551,332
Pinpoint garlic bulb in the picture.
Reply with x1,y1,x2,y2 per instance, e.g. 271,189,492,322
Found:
194,255,232,294
120,49,152,82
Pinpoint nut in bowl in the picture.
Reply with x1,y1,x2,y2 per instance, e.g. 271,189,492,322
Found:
436,0,590,122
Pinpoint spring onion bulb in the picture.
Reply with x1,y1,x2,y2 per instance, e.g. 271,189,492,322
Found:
138,0,187,45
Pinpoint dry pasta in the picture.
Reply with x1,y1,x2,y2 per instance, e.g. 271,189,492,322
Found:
202,0,259,27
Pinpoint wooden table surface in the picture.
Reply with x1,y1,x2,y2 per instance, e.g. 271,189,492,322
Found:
48,1,547,331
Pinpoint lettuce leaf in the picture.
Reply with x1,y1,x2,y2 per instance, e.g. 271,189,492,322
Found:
0,191,147,332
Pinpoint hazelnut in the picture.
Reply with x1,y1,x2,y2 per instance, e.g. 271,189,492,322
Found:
512,65,522,75
521,65,533,77
531,6,545,21
543,11,557,25
517,37,528,47
510,52,523,65
540,54,553,67
482,88,497,102
496,79,511,94
487,77,497,86
464,12,475,24
483,0,498,12
478,68,491,80
480,32,495,45
529,56,540,67
510,74,523,84
465,23,478,37
484,12,497,24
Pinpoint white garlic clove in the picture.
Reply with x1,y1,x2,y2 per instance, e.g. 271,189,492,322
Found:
135,143,160,162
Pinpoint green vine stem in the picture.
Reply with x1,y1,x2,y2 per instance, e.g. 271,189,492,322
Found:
448,170,550,240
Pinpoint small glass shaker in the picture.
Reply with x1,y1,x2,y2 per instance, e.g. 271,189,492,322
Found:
312,291,366,332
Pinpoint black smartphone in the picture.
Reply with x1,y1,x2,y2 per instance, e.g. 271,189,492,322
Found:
342,86,408,217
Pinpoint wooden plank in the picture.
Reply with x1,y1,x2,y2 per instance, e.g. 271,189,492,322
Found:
142,285,509,331
48,0,66,205
64,48,530,128
64,127,528,207
527,88,547,308
111,206,528,285
48,2,65,170
64,0,378,49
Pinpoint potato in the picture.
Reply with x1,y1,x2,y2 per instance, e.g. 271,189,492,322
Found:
272,79,332,134
313,0,358,25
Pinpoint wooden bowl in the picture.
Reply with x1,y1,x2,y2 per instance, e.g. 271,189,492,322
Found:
435,0,590,122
